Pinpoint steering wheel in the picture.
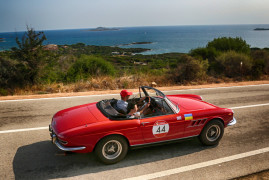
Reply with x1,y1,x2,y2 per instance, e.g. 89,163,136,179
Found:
138,96,151,111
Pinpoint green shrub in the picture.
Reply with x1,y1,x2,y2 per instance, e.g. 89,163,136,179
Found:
0,56,22,88
66,55,116,82
172,55,208,83
251,59,265,79
0,88,8,96
207,37,250,54
216,51,253,78
251,49,269,75
190,47,219,62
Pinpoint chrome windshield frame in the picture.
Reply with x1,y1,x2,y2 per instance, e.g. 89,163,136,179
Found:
164,97,180,114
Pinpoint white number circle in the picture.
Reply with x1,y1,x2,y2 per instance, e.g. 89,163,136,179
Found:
152,120,169,138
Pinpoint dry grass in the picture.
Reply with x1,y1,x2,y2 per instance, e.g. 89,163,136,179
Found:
11,74,174,95
1,76,269,100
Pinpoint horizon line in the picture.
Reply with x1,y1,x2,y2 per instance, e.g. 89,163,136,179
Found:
1,23,269,33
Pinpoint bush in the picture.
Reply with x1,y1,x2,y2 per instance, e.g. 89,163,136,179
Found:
251,49,269,75
190,37,251,76
207,37,250,54
0,88,8,96
251,59,265,79
0,56,21,88
172,55,208,83
66,55,116,82
190,47,219,62
216,51,253,78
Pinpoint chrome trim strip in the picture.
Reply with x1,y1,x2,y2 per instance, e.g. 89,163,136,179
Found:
55,139,86,151
228,117,237,126
165,97,179,114
131,135,198,147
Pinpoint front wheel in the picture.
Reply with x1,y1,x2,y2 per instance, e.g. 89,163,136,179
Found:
199,120,224,146
95,135,128,164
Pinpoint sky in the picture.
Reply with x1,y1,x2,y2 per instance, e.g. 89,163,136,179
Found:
1,0,269,32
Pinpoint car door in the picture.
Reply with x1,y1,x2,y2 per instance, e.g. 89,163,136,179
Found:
140,113,185,143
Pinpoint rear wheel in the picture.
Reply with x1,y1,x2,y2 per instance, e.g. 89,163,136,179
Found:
95,135,128,164
199,120,224,146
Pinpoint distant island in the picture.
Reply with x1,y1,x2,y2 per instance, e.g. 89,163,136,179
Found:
119,42,153,46
254,28,269,31
0,38,5,42
84,27,120,32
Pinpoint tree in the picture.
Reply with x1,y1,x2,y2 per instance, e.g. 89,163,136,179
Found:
11,26,47,84
207,37,250,55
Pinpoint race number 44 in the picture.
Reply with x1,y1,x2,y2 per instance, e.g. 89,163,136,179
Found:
152,120,169,138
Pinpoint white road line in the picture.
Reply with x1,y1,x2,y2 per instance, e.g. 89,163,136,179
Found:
0,102,269,134
162,83,269,93
0,93,119,103
0,127,48,134
124,147,269,180
230,103,269,110
0,84,268,103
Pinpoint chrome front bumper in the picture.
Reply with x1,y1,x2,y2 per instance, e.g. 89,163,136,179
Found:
49,125,86,151
54,139,86,151
228,117,237,126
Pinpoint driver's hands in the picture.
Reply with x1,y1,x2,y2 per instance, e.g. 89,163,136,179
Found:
145,97,151,108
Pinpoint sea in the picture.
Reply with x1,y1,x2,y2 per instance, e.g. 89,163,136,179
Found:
1,24,269,55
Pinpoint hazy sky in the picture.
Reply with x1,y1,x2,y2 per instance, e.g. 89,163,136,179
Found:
1,0,269,32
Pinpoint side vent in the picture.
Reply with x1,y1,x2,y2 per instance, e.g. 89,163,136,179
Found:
189,119,207,127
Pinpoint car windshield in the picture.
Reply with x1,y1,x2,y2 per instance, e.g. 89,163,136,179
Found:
141,86,179,113
140,86,165,98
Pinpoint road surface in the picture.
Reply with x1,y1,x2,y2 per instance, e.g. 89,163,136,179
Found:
0,84,269,179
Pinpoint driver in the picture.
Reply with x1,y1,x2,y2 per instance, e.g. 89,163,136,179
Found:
117,89,150,117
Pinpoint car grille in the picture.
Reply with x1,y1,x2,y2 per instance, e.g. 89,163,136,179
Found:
49,124,68,145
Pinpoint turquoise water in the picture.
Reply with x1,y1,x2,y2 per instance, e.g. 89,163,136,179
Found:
0,24,269,54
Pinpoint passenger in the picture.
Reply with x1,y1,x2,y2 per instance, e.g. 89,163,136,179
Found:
117,89,150,117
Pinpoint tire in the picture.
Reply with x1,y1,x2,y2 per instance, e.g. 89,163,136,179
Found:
94,135,128,164
199,119,224,146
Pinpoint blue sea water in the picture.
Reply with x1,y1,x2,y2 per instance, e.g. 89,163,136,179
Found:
0,24,269,55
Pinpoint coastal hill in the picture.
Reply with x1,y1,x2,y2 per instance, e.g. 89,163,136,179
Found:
84,27,120,32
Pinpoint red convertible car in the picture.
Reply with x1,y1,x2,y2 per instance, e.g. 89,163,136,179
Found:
49,86,236,164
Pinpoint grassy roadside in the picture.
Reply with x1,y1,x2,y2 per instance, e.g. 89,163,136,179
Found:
1,80,269,100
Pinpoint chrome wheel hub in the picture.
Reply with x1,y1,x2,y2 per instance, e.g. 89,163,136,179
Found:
102,140,122,160
206,125,221,142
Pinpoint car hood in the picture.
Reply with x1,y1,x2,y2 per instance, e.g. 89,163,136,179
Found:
52,103,100,134
168,96,218,111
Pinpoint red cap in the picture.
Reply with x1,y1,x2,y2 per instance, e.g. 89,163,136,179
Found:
120,89,133,97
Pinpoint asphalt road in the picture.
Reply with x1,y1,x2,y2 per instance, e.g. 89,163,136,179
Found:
0,84,269,180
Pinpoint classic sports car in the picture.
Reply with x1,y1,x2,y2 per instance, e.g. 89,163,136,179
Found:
49,86,236,164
